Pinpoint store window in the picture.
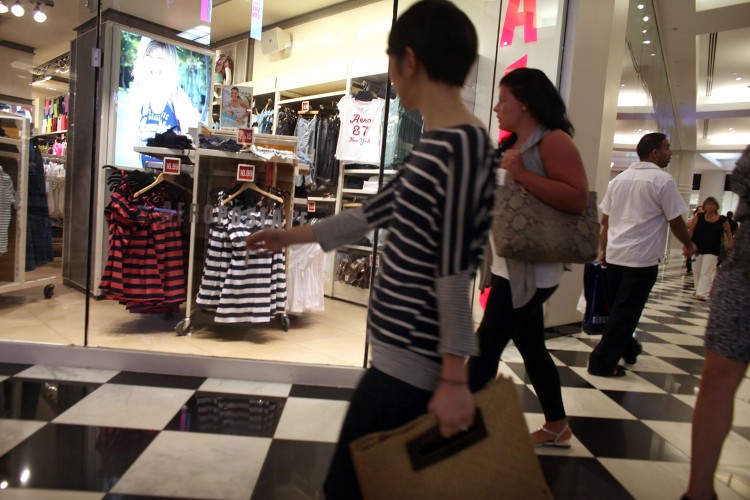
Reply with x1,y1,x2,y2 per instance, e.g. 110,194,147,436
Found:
1,0,569,368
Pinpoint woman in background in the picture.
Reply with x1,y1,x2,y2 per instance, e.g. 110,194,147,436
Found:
689,196,734,300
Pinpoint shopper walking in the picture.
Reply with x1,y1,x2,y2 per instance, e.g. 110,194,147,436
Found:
467,67,590,448
245,2,495,497
684,146,750,500
588,133,696,377
689,196,734,300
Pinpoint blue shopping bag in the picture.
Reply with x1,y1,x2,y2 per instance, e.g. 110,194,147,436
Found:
582,262,609,335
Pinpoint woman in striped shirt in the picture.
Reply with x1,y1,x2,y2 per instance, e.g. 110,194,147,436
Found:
245,1,496,497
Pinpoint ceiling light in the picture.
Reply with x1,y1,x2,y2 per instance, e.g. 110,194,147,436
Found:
642,29,647,33
10,0,24,16
643,15,649,21
643,40,651,44
637,4,644,9
0,1,9,14
33,3,46,22
737,77,743,81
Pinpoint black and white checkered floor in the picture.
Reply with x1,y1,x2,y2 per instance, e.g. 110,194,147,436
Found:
1,259,748,499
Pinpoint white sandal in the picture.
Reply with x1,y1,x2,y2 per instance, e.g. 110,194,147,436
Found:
533,424,572,448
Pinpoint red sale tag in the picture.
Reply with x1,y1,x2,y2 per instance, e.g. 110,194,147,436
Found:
301,101,310,113
237,164,255,182
237,128,254,145
163,157,181,175
307,201,316,212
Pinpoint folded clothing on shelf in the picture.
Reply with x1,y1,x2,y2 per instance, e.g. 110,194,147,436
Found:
146,126,194,149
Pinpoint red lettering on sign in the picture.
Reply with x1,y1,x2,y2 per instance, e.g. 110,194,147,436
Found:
500,0,538,47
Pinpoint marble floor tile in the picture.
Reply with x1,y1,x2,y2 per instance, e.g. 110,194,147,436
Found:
198,377,292,397
626,354,690,374
53,384,193,430
645,331,706,346
556,387,637,420
569,367,666,393
0,489,105,499
642,342,704,359
110,430,271,500
644,420,750,468
0,419,46,456
14,365,119,384
273,397,349,443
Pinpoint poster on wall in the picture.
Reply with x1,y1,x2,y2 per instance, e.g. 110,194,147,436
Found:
114,29,212,167
219,85,253,130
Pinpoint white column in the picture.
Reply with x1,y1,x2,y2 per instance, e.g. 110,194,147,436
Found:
698,170,727,205
545,0,630,327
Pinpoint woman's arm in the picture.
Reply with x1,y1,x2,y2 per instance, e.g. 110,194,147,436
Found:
723,220,734,248
502,130,589,214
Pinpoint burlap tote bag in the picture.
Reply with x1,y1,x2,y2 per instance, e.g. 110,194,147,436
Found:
349,377,553,499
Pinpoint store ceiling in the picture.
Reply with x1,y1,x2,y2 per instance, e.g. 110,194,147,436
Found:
1,0,748,172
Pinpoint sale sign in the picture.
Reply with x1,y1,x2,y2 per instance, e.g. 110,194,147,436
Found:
237,128,254,145
163,157,181,175
237,164,255,182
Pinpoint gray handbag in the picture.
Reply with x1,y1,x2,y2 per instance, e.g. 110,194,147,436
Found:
491,139,600,264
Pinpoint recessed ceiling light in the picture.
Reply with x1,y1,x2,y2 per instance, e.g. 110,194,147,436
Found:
643,15,649,21
621,83,626,87
642,29,647,33
637,4,644,9
643,40,651,44
736,77,742,81
651,53,656,56
729,128,734,131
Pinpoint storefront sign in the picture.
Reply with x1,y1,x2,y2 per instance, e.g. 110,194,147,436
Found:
163,157,181,175
237,128,254,145
250,0,264,41
237,164,255,182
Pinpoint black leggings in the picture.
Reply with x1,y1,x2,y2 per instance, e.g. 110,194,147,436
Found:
323,367,433,499
468,275,565,422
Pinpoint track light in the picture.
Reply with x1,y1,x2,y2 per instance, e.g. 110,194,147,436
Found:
0,2,9,14
33,2,45,22
10,0,24,16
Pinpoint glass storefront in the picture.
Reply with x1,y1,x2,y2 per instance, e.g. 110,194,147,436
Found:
1,0,569,368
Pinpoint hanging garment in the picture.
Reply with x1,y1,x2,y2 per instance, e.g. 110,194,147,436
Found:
0,168,15,256
335,95,385,165
25,144,53,271
287,241,325,313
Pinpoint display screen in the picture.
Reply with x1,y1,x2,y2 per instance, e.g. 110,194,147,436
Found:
114,29,212,167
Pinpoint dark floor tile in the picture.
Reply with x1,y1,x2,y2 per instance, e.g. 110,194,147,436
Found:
633,372,701,395
538,456,634,500
568,416,689,461
289,384,355,401
661,357,706,376
680,345,706,356
506,363,594,389
108,371,206,390
252,439,335,500
0,363,33,376
0,379,99,420
634,331,669,344
602,391,695,421
515,384,543,413
732,426,750,441
0,424,157,491
635,322,683,334
104,495,190,499
165,392,286,437
547,350,591,368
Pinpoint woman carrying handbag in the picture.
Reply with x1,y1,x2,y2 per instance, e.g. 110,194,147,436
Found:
468,68,590,448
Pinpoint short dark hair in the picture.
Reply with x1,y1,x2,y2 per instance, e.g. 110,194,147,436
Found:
499,68,575,136
636,133,667,160
727,211,734,219
387,0,477,86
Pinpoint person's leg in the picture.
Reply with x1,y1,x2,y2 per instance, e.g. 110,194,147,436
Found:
685,350,748,500
510,287,571,446
468,277,553,393
692,254,704,293
695,254,718,299
588,264,657,375
323,367,432,499
467,276,519,392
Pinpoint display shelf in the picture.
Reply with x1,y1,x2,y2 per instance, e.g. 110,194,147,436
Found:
342,188,377,195
332,280,370,306
41,154,67,162
34,129,67,138
134,146,195,158
345,245,373,253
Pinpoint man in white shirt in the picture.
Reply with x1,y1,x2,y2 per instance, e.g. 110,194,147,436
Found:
588,133,697,377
